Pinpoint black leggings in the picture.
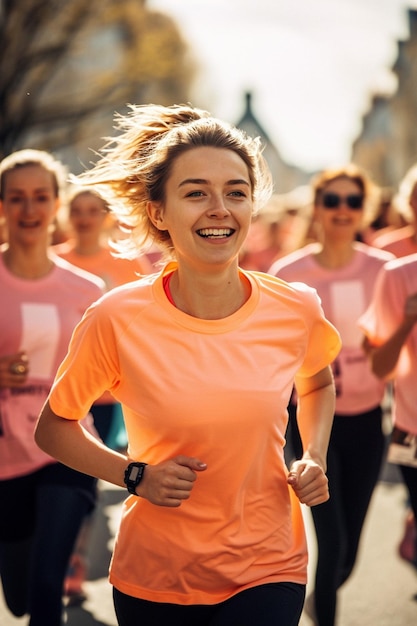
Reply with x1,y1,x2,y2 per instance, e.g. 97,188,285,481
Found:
399,463,417,561
0,464,96,626
113,582,305,626
313,408,384,626
286,405,385,626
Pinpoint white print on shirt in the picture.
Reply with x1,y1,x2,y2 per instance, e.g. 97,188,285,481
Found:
330,280,365,348
20,303,60,380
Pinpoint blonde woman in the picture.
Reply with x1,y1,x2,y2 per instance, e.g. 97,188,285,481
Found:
36,104,340,626
270,164,394,626
0,149,104,625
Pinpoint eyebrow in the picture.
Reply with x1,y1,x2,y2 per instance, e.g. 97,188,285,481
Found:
178,178,250,187
7,186,52,193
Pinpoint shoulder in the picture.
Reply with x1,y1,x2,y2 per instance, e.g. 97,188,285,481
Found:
354,241,394,263
248,269,322,311
368,254,417,302
52,254,105,293
92,270,158,311
68,273,158,346
268,243,319,275
372,225,413,249
383,252,417,276
51,241,74,257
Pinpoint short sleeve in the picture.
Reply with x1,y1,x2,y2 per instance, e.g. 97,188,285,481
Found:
358,264,405,346
49,301,120,420
292,282,341,378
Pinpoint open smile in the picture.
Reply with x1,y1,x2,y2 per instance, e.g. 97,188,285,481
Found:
19,219,42,228
196,228,235,238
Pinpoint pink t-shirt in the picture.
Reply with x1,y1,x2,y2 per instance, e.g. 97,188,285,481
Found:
359,253,417,434
372,225,417,258
48,263,340,605
270,242,394,414
0,254,104,479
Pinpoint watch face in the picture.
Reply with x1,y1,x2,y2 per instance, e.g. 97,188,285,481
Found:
129,465,141,481
125,463,147,493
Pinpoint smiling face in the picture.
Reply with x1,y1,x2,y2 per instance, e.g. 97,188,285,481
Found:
69,191,108,241
147,146,253,271
0,164,59,248
315,176,364,242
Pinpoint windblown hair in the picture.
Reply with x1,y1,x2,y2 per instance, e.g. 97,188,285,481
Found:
73,104,273,259
393,162,417,222
67,185,110,211
0,149,67,199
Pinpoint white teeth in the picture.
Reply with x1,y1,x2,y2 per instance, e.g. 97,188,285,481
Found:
198,228,232,237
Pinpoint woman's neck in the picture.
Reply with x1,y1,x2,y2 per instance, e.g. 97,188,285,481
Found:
314,240,356,269
169,266,251,319
73,237,103,256
2,245,54,279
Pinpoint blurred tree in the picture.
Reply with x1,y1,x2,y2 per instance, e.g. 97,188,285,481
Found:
0,0,195,162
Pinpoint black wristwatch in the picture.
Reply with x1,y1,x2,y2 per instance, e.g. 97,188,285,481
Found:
124,462,147,495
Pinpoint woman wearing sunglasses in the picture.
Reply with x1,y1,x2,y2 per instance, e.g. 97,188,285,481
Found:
269,164,394,626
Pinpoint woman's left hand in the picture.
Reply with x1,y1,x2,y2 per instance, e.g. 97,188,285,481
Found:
287,458,329,507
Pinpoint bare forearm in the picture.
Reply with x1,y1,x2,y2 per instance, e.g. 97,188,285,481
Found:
35,401,128,488
364,320,414,379
36,400,208,508
288,369,335,506
296,382,335,471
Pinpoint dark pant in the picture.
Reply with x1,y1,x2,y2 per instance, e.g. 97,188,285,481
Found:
399,463,417,563
90,402,116,446
286,405,385,626
0,464,96,626
113,582,305,626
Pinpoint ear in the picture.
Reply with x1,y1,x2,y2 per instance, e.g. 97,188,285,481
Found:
147,201,167,231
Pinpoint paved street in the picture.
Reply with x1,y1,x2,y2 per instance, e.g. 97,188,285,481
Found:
1,463,416,626
299,463,417,626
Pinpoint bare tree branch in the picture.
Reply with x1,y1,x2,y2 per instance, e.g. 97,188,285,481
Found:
0,0,194,160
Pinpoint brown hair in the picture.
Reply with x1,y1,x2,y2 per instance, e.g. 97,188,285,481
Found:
0,149,67,199
73,104,273,259
393,162,417,222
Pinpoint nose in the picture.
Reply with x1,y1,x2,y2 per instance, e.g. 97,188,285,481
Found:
207,194,230,218
21,198,36,213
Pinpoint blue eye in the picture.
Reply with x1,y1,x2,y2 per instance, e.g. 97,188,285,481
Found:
229,190,246,198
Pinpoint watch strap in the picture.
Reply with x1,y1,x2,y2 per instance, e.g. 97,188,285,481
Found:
124,462,147,495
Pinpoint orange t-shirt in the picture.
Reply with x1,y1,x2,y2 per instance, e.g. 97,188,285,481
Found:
52,243,152,290
51,244,153,405
48,263,340,605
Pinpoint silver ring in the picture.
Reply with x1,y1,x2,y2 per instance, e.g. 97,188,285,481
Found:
10,362,27,375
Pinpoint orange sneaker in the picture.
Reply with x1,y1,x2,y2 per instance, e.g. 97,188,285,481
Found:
64,554,88,606
398,510,417,568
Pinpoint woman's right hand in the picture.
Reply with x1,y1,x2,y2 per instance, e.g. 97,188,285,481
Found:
0,351,29,388
136,455,207,507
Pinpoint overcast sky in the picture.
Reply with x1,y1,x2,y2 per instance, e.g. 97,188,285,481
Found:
149,0,415,171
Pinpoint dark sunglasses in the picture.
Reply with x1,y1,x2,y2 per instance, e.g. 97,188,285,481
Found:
321,193,364,210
